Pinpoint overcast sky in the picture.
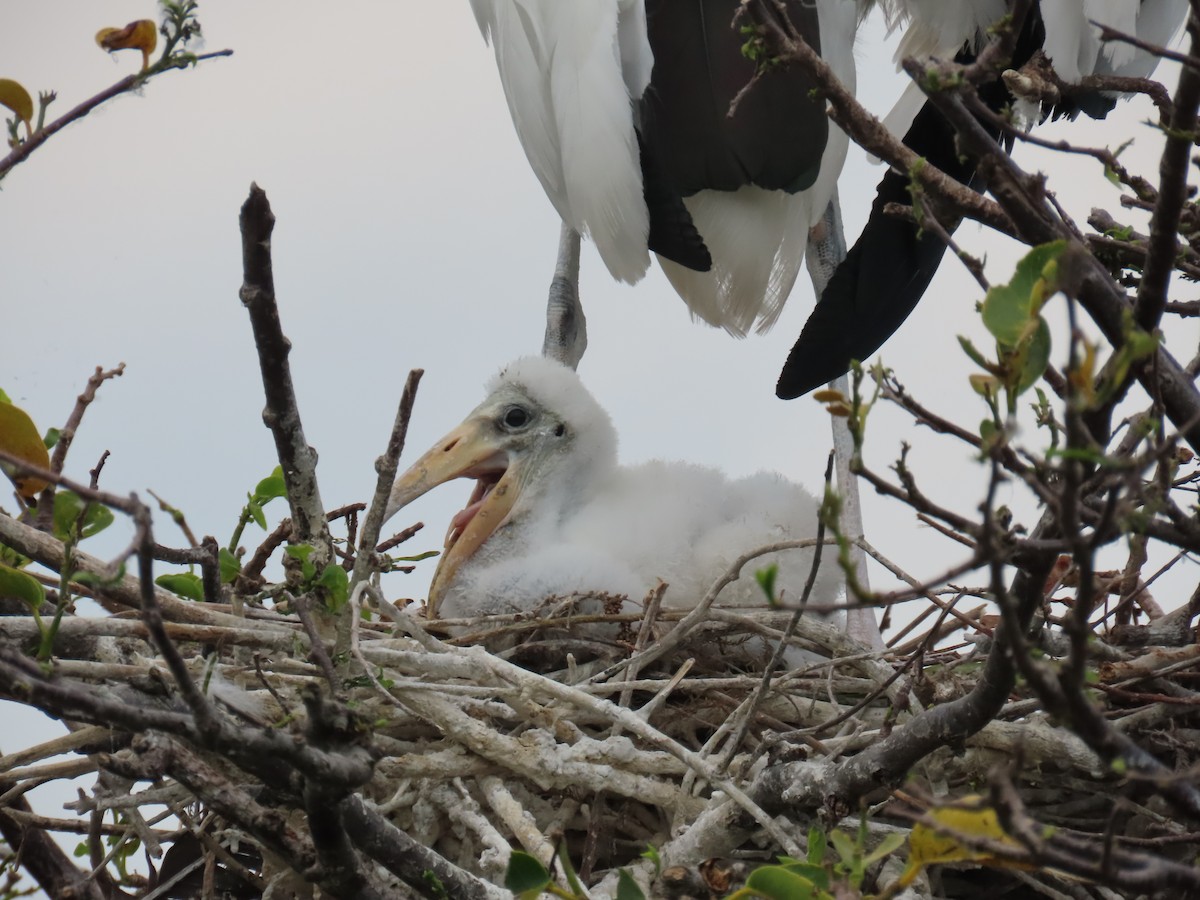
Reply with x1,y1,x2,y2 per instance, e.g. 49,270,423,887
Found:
2,1,1196,871
5,2,1192,602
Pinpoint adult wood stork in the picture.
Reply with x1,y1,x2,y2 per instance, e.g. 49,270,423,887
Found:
467,0,860,352
384,356,837,626
776,0,1190,399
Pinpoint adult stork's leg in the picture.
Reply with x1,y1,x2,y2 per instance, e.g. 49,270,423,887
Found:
542,223,587,371
806,192,883,651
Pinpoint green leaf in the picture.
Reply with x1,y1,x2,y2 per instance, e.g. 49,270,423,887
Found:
74,565,125,588
1014,316,1052,394
828,829,858,865
253,466,287,503
743,865,817,899
863,832,907,864
957,335,991,370
0,563,44,610
52,492,115,542
1047,445,1108,465
218,547,240,584
640,845,662,876
780,861,829,889
247,499,267,531
504,851,551,898
317,563,349,611
155,572,205,602
981,241,1066,347
0,388,10,404
43,427,61,449
0,544,30,570
558,843,585,896
285,544,317,581
616,869,646,900
807,827,827,865
421,871,449,899
391,550,439,563
755,563,778,603
1105,326,1160,398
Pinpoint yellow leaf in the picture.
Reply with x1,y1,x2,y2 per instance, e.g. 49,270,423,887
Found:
1067,339,1097,406
811,389,846,404
899,796,1021,887
825,402,852,418
0,400,51,500
968,373,1000,398
0,78,33,131
96,20,158,70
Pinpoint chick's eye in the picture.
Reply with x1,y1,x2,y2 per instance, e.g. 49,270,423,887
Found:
502,406,530,429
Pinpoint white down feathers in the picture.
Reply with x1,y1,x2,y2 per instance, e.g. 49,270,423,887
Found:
435,357,838,621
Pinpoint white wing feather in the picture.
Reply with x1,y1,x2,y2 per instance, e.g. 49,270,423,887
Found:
886,0,1007,64
616,0,652,102
1041,1,1185,90
1100,0,1187,77
549,2,650,283
470,0,650,284
1092,0,1139,68
486,2,568,220
1040,0,1092,82
879,0,1182,136
466,0,495,40
876,0,1006,139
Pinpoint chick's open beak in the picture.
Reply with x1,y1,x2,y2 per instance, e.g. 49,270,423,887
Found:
384,417,522,617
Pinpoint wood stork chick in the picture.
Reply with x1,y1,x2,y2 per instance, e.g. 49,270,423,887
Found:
384,357,837,622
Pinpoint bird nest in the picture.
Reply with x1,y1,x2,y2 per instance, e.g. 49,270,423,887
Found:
4,552,1197,899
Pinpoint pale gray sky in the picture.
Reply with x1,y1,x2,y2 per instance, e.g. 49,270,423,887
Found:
2,2,1197,878
4,2,1191,602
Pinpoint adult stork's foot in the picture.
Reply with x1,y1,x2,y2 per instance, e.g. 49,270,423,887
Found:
543,223,586,371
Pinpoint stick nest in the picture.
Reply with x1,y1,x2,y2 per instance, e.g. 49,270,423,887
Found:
4,574,1197,899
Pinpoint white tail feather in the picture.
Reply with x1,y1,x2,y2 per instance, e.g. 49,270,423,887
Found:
656,0,856,335
658,188,813,336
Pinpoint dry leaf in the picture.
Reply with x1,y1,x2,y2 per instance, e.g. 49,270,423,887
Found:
0,400,51,499
899,796,1022,887
0,78,34,134
96,20,158,70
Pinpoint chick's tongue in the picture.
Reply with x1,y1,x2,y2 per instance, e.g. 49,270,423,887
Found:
444,478,497,548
